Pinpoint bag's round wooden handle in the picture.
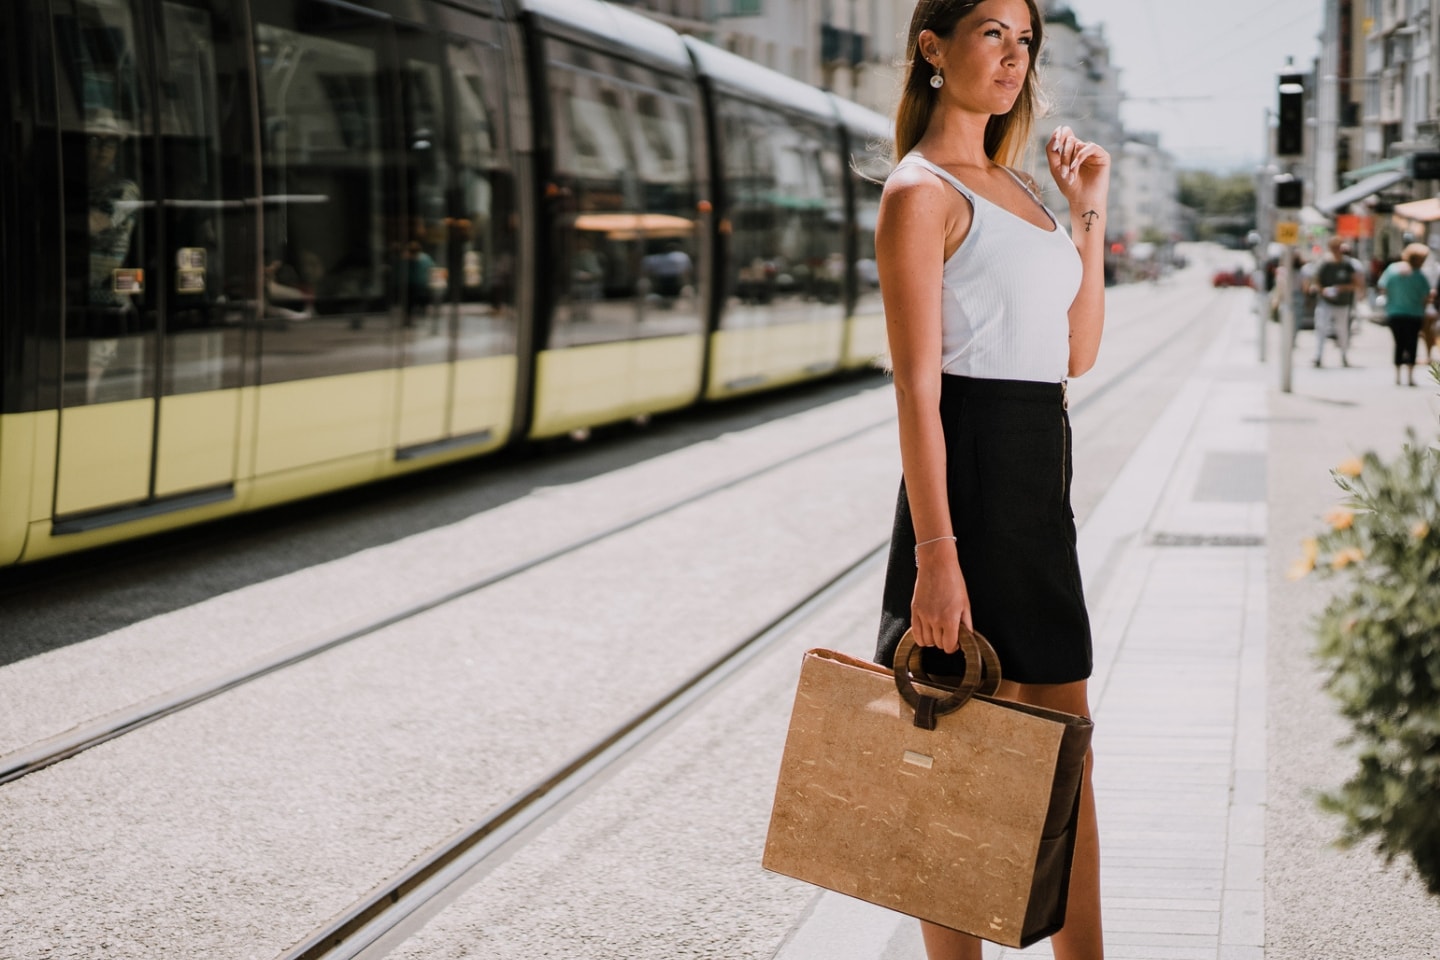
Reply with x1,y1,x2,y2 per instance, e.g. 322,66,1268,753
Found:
893,626,1002,728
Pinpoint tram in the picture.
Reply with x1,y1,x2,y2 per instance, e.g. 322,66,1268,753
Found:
0,0,892,565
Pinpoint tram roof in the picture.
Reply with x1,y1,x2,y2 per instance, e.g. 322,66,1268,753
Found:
682,36,838,126
828,93,893,144
513,0,693,73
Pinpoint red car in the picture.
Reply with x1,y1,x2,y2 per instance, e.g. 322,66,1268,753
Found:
1212,268,1254,288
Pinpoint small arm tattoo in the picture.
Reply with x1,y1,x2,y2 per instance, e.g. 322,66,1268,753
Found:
1081,210,1100,232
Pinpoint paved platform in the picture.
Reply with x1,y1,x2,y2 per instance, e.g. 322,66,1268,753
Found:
773,297,1440,959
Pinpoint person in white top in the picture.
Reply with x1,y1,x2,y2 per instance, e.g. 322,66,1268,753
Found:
872,1,1109,958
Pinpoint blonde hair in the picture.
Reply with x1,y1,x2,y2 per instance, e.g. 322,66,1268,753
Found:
894,0,1045,168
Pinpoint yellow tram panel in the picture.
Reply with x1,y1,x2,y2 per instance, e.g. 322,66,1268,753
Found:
530,335,704,439
706,319,845,400
0,412,48,565
842,312,888,370
253,371,395,477
450,354,518,442
396,364,450,451
629,334,705,412
55,399,154,516
155,390,242,498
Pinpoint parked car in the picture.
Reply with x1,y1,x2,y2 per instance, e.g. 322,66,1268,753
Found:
1212,267,1254,288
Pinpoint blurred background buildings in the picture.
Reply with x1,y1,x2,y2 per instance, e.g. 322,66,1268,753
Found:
1273,0,1440,262
612,0,1182,265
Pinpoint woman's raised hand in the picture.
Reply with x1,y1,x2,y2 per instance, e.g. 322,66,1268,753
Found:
1047,125,1111,208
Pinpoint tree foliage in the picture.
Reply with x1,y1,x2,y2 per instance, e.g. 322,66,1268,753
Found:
1178,170,1256,217
1295,372,1440,895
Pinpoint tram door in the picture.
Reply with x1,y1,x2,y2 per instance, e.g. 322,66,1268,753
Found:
51,0,251,518
394,27,455,452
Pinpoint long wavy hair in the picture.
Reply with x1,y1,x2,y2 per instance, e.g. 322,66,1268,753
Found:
894,0,1045,168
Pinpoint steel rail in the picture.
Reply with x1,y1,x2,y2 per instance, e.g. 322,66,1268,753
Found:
0,414,894,786
279,544,888,960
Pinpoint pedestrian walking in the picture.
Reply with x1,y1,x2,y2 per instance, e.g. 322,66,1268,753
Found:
1308,236,1366,367
1376,242,1432,387
871,1,1108,957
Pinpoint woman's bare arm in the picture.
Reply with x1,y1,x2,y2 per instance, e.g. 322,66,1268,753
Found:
876,166,974,652
1046,126,1111,377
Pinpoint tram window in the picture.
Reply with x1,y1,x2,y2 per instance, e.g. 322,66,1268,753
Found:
546,43,642,347
449,38,519,361
158,1,249,396
52,0,155,406
850,138,888,317
629,74,703,338
717,97,845,331
253,7,394,384
397,29,451,367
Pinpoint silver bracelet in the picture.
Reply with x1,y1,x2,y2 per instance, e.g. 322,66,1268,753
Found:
914,535,957,566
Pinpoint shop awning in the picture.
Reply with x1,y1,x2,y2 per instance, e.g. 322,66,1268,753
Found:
1340,155,1407,185
1392,197,1440,222
1316,169,1408,213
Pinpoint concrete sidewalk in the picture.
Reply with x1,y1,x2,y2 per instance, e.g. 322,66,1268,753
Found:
773,298,1440,959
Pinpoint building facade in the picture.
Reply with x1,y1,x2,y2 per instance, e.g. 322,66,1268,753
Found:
1309,0,1440,256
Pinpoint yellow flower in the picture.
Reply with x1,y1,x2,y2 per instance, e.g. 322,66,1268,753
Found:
1331,547,1365,570
1288,538,1320,580
1336,457,1364,478
1414,521,1431,540
1324,507,1355,531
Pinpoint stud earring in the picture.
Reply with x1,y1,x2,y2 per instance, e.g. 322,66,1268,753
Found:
930,66,944,89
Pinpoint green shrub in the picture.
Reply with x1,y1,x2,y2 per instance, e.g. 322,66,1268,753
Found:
1295,373,1440,895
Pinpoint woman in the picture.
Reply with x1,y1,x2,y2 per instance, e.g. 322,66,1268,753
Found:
1376,242,1432,386
873,1,1108,958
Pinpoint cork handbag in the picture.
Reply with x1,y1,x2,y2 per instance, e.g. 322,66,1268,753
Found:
762,629,1093,949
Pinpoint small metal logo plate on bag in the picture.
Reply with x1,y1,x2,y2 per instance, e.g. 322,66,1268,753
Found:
902,751,934,769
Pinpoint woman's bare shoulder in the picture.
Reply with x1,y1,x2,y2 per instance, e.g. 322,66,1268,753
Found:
879,165,959,230
882,162,951,200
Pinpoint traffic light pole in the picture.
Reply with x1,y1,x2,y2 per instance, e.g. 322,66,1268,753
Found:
1273,64,1306,395
1277,246,1296,394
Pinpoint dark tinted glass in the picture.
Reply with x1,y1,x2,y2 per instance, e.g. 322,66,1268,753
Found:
397,27,451,367
449,36,519,360
159,0,251,396
253,1,395,384
630,69,703,340
52,0,156,405
848,132,888,319
717,96,845,331
546,41,642,347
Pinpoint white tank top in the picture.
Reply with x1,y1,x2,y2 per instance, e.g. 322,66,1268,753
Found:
897,154,1083,383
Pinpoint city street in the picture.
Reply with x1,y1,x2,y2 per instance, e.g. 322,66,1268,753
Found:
4,245,1436,959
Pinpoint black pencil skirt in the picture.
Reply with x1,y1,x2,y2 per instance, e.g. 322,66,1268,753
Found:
875,375,1093,685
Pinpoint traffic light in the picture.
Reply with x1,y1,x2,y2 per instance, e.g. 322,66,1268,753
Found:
1411,152,1440,179
1277,72,1305,157
1275,176,1303,209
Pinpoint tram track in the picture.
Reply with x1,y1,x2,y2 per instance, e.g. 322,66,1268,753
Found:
280,545,888,960
0,412,896,786
0,278,1236,789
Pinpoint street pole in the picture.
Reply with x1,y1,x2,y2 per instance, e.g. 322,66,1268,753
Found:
1278,248,1296,393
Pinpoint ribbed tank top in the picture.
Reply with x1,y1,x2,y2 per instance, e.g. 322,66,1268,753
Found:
897,154,1083,383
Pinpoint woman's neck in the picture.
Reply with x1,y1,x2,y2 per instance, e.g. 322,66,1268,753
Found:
915,106,995,170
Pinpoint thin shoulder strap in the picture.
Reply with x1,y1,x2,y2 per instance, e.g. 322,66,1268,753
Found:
1000,166,1044,206
898,154,975,202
